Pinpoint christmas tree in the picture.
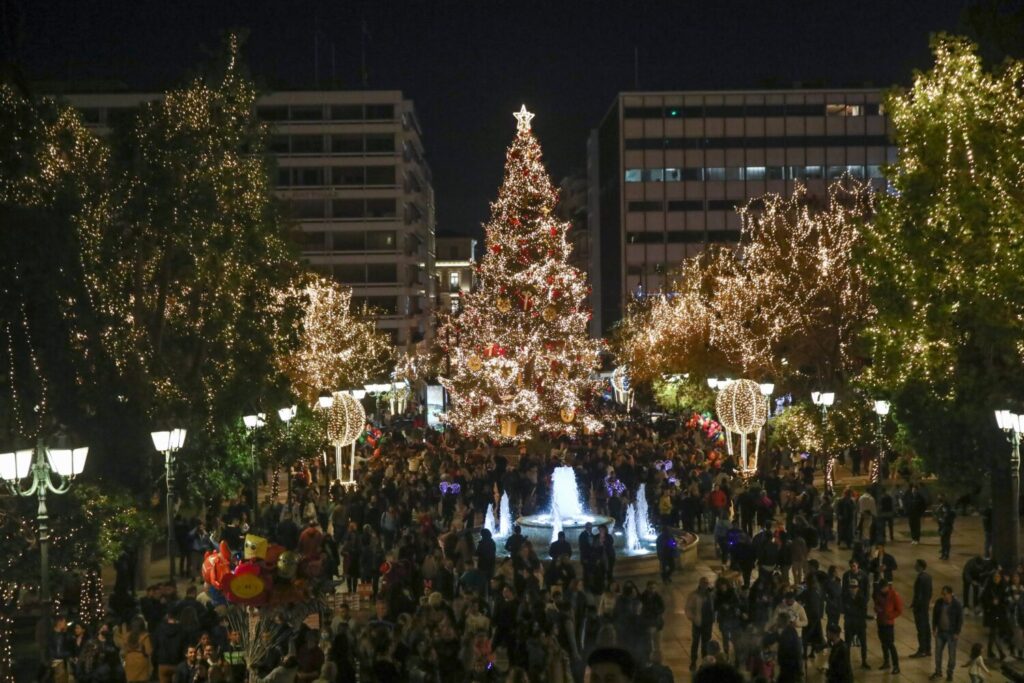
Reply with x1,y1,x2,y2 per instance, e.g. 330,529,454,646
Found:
440,106,602,441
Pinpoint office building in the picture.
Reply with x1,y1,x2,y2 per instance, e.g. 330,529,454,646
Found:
60,90,436,348
434,232,477,314
588,89,894,336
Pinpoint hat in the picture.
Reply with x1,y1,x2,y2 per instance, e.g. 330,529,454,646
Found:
849,579,859,587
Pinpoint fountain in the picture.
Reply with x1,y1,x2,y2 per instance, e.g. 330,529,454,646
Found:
624,503,641,552
635,484,657,541
498,492,512,538
550,502,563,543
483,503,497,537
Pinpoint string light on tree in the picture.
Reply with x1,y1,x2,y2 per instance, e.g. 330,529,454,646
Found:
439,106,602,441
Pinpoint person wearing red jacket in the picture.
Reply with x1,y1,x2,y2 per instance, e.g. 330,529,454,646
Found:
708,484,729,521
874,579,904,674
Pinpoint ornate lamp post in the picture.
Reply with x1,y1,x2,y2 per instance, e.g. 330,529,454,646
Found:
0,439,88,620
812,391,836,491
242,413,266,525
277,406,296,503
995,410,1023,569
150,428,186,580
871,400,890,484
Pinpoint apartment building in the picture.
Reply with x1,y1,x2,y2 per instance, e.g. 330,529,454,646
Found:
60,90,436,348
588,89,895,336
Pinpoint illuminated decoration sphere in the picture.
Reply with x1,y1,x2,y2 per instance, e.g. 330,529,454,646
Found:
610,365,630,395
715,379,768,435
560,407,576,423
326,392,366,447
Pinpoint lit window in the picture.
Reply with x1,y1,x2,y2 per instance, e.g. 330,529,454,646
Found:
624,169,642,182
450,297,460,313
826,103,863,117
706,167,726,181
745,166,766,180
644,169,665,182
449,272,460,292
664,168,681,181
867,165,884,178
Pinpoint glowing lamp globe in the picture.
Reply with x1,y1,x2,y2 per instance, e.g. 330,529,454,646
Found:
715,378,769,435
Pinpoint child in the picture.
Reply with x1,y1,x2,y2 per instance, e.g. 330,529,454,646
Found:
966,642,990,683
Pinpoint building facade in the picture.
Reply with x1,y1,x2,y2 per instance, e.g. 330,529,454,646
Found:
588,89,894,336
60,90,436,348
434,232,477,315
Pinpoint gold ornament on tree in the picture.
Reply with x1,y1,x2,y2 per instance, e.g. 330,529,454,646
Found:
496,297,512,313
500,418,519,438
467,354,483,373
560,407,576,423
543,305,557,322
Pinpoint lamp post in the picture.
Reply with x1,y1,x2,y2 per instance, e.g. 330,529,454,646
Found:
995,410,1023,569
150,428,186,581
0,439,88,622
242,413,266,527
277,406,296,504
871,400,890,484
812,391,836,489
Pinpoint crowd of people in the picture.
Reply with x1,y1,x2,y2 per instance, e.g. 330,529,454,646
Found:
38,410,1009,682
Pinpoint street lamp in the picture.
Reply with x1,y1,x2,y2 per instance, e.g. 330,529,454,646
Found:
995,409,1023,568
0,439,88,620
707,377,719,390
150,428,186,580
317,392,334,410
811,391,835,417
242,413,266,526
812,391,836,491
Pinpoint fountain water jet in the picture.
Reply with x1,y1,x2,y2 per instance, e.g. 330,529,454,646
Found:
483,503,497,537
624,503,641,552
550,502,563,543
636,484,657,540
498,492,512,538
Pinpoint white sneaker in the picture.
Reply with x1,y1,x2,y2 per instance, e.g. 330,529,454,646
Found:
911,541,918,545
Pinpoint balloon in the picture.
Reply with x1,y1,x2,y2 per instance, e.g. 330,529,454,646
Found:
277,551,299,580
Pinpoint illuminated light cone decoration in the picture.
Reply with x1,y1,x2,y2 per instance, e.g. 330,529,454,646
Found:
440,106,602,442
715,378,768,472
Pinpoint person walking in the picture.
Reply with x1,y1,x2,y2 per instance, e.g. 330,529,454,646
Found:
930,585,964,682
873,579,903,674
685,576,715,671
911,559,933,658
825,622,854,683
981,570,1010,660
655,526,676,584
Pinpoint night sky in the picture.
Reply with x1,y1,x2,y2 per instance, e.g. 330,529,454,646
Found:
7,0,969,238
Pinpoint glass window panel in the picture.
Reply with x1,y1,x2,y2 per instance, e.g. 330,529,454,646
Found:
365,199,397,218
766,166,785,180
296,167,323,186
827,165,847,179
332,231,365,250
332,199,364,218
290,105,323,121
624,169,642,182
627,201,663,212
334,264,366,282
366,231,396,250
297,231,328,250
286,200,326,219
268,135,290,153
867,164,884,178
681,168,703,181
365,134,395,153
706,167,726,181
745,166,766,180
365,166,396,185
365,104,394,120
290,135,324,154
330,105,363,120
331,134,363,153
332,166,365,186
367,263,397,282
663,168,681,181
667,200,703,211
257,106,288,121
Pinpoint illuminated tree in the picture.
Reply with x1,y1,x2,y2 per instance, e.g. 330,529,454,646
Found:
618,179,874,393
276,276,392,405
861,37,1024,497
439,107,601,441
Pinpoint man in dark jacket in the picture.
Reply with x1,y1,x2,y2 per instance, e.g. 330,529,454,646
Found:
842,579,870,669
935,495,955,560
549,530,572,561
905,484,927,544
836,489,857,549
655,527,677,584
931,586,963,681
910,559,933,658
153,611,186,683
765,612,803,683
475,528,497,579
826,622,854,683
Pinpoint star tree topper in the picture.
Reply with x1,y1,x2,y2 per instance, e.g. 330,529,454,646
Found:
514,104,535,132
